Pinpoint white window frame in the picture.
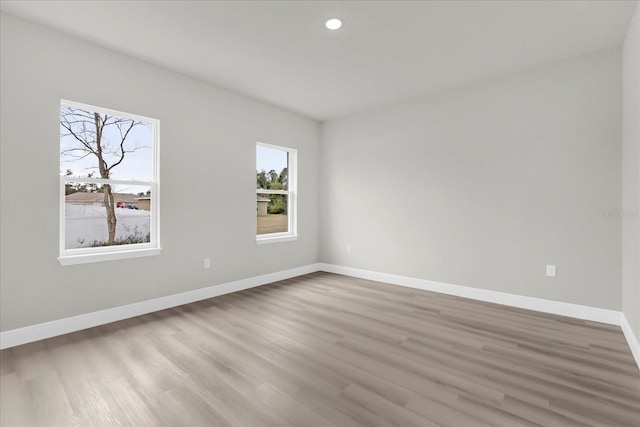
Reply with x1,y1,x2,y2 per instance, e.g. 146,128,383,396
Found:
58,99,161,265
256,142,297,244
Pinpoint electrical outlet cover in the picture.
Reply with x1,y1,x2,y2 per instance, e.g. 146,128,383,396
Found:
546,265,556,277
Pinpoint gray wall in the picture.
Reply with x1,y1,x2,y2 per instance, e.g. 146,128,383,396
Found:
623,3,640,338
320,49,623,310
0,11,633,335
0,13,320,331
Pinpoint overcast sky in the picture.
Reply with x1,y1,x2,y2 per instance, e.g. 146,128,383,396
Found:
257,145,287,174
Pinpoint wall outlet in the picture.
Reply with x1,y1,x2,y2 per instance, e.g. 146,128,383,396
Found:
346,245,352,253
204,258,211,269
546,264,556,277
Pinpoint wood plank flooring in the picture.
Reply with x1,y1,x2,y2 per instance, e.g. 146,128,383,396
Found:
1,272,639,426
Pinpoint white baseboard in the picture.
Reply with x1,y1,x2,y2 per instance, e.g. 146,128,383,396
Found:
620,313,640,369
0,263,321,350
318,263,639,371
319,263,621,324
2,261,639,372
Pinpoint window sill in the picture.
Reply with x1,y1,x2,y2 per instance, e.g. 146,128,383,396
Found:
58,247,162,266
256,234,298,245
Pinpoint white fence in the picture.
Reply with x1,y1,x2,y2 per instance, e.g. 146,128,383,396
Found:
65,205,150,249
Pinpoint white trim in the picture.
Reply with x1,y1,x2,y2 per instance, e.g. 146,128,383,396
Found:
256,234,299,245
318,263,621,324
2,262,638,372
318,263,639,370
620,313,640,369
61,98,158,125
58,247,162,266
59,99,161,264
256,142,297,240
0,263,321,350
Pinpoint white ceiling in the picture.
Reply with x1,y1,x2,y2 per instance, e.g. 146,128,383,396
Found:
1,0,637,121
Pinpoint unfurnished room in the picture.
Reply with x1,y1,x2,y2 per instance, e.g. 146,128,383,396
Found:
1,0,639,425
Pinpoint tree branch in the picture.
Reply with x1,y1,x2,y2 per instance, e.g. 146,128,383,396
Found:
108,120,138,172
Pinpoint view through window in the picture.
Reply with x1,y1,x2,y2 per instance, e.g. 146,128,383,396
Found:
256,143,296,240
60,100,159,263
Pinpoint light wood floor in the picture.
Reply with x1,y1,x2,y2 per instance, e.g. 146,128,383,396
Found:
1,272,639,426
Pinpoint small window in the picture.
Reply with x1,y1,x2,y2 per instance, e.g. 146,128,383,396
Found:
256,143,297,243
59,100,160,265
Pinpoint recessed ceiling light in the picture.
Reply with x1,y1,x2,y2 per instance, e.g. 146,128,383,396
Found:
325,18,342,30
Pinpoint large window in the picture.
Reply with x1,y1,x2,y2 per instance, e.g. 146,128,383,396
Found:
59,100,160,265
256,143,297,243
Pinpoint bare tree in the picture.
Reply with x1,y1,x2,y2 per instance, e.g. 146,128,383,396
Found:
60,106,145,245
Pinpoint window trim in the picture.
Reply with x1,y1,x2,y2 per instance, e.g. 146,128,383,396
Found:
58,99,161,265
256,142,297,244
